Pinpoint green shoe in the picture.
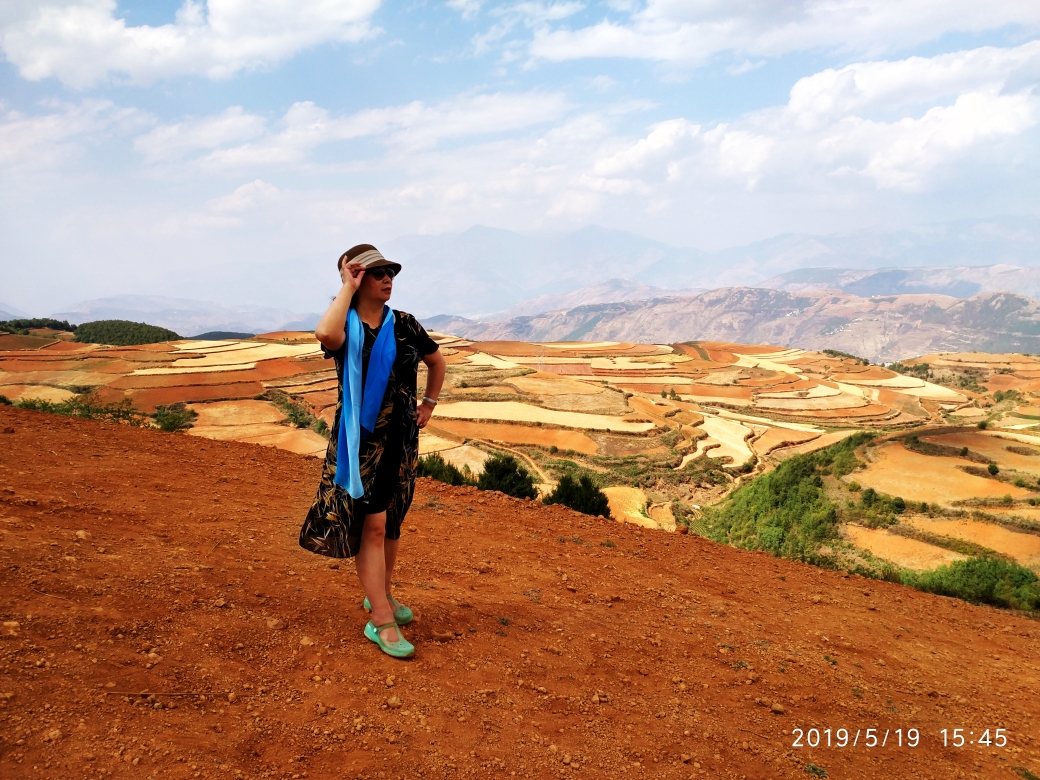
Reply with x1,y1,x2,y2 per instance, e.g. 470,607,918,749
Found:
363,594,413,625
364,621,414,659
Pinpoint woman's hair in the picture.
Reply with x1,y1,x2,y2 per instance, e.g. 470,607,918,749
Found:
338,244,378,271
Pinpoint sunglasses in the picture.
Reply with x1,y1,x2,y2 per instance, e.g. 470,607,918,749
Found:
367,267,397,281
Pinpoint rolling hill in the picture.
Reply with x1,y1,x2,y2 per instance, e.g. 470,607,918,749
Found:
430,288,1040,364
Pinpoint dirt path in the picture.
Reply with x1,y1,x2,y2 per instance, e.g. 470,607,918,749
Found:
1,407,1038,780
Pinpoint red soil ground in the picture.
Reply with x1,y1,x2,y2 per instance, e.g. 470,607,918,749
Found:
0,407,1038,780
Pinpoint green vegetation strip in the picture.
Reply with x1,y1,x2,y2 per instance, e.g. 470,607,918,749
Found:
700,432,1040,612
74,319,181,346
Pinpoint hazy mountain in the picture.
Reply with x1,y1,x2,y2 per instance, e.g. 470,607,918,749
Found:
435,288,1040,363
761,264,1040,299
385,216,1040,318
51,295,321,337
489,278,702,320
383,225,708,318
0,301,29,320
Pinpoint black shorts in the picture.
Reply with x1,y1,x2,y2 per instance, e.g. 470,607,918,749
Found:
354,427,404,539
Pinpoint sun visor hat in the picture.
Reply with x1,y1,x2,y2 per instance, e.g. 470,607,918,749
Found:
339,244,402,275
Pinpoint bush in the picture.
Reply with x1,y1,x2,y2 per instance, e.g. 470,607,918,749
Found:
74,320,180,346
702,432,874,560
152,402,197,432
478,453,538,499
903,558,1040,611
0,394,10,406
0,318,75,334
417,453,474,487
988,463,999,475
543,474,611,518
15,391,145,425
978,420,988,430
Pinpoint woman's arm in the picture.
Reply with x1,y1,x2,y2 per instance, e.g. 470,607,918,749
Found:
417,349,446,429
314,261,364,351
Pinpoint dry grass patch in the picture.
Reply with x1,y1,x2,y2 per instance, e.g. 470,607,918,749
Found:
856,442,1034,504
922,431,1040,476
844,525,968,570
435,401,654,432
509,373,604,396
430,419,598,455
189,400,286,426
904,517,1040,570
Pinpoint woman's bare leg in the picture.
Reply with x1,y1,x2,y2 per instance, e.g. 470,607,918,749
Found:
384,537,399,595
356,512,400,642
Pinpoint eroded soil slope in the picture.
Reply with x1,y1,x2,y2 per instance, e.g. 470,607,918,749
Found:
0,407,1037,780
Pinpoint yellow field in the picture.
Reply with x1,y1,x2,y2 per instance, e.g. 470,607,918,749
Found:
844,525,968,570
435,401,655,433
855,442,1034,504
905,517,1040,570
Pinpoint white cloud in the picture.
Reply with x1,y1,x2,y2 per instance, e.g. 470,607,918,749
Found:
133,106,266,161
592,118,698,175
822,92,1038,190
142,91,572,168
529,0,1040,64
0,98,144,168
447,0,482,21
210,179,280,212
788,40,1040,125
0,0,381,88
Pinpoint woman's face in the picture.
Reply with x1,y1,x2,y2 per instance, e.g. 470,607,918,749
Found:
356,266,393,305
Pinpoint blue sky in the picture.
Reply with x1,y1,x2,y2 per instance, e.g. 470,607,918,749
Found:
2,1,1040,314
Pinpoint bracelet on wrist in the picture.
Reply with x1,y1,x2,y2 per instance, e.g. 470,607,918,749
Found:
422,396,438,406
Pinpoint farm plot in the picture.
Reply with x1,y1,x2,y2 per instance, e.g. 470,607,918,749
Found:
921,431,1040,477
695,415,754,466
429,419,599,455
904,517,1040,570
854,442,1034,504
844,525,967,570
602,486,663,531
434,401,655,432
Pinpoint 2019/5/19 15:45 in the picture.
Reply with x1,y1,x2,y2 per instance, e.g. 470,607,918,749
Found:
942,728,1007,747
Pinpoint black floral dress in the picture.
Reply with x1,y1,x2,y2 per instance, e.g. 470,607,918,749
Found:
299,310,439,559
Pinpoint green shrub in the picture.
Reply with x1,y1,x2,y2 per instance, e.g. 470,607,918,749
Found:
0,318,75,334
417,453,474,486
478,453,537,499
702,432,873,560
74,320,180,346
903,558,1040,611
152,402,197,432
988,463,999,475
543,474,610,518
861,487,878,506
15,391,145,425
0,394,10,406
313,418,329,438
978,420,989,430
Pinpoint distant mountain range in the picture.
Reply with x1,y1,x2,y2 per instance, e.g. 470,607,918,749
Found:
428,288,1040,363
49,295,319,337
760,264,1040,299
386,215,1040,318
0,301,29,321
7,215,1037,352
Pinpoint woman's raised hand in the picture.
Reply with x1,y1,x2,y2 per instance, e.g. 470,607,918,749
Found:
341,260,366,294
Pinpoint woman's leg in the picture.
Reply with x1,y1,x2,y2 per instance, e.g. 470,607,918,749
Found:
384,537,399,595
356,511,400,642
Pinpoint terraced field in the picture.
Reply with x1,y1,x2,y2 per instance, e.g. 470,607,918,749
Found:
8,331,1040,578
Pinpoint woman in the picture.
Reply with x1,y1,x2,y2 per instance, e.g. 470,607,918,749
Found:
300,243,446,659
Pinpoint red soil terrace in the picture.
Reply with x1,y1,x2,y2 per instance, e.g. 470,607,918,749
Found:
0,406,1037,780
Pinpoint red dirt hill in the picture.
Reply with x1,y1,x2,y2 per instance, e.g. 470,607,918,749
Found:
0,407,1037,780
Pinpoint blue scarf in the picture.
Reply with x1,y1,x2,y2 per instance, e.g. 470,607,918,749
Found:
334,306,396,498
